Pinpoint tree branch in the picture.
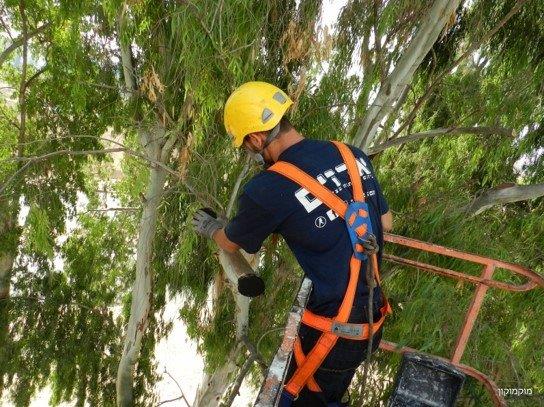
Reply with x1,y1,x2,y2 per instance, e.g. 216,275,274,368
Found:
157,369,191,407
117,4,138,95
241,335,267,375
0,146,222,209
1,295,112,318
368,126,514,154
18,0,28,160
353,0,462,151
0,148,125,196
390,0,529,141
220,354,255,407
464,183,544,216
373,0,385,84
183,1,227,66
0,99,20,130
85,207,139,214
0,22,50,68
226,156,251,217
25,66,47,88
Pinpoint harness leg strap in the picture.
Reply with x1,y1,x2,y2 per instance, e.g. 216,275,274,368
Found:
293,338,321,392
284,332,338,397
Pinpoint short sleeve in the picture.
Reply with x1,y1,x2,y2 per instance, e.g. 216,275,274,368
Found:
224,192,283,254
374,177,389,215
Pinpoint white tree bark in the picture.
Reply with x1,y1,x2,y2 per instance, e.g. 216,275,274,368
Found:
219,251,251,339
115,127,179,406
116,142,167,406
118,4,137,96
465,183,544,216
193,251,253,407
353,0,461,151
193,163,255,407
0,214,16,300
115,9,179,404
194,343,244,407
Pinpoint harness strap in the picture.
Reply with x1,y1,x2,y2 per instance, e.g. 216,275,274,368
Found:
284,331,339,396
331,141,364,202
269,141,390,398
293,338,321,392
268,162,348,218
301,306,388,340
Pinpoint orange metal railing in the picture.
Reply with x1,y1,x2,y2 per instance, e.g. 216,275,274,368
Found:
381,233,544,406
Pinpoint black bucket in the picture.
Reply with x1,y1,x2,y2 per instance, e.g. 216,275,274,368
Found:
388,352,466,407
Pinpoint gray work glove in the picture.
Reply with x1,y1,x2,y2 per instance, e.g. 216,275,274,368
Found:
192,208,227,239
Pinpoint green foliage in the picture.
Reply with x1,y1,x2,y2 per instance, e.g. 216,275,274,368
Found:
1,0,543,405
2,214,135,406
25,205,54,259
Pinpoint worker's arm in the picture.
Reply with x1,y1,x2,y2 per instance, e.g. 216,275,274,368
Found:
191,208,241,253
193,209,265,298
212,228,240,253
193,188,283,255
381,210,393,232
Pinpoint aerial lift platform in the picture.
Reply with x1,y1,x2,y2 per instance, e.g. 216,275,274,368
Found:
255,233,544,406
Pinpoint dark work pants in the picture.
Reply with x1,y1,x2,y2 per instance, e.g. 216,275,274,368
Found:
285,293,385,407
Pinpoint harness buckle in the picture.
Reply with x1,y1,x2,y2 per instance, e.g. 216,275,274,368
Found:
331,321,363,339
345,201,377,260
360,234,379,255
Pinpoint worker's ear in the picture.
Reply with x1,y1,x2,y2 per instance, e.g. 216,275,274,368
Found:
245,132,267,149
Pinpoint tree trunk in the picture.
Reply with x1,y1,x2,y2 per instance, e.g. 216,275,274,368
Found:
194,342,243,407
218,251,251,341
0,213,16,300
353,0,461,151
193,251,253,407
116,138,167,406
193,164,254,407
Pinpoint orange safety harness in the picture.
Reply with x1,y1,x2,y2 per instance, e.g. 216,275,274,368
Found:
269,141,392,399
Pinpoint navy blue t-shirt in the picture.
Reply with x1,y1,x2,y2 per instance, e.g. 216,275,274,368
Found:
225,139,389,317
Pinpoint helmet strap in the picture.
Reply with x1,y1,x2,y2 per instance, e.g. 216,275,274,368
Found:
262,123,281,149
245,123,281,168
246,149,266,167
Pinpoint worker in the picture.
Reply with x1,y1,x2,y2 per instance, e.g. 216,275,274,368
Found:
192,81,393,406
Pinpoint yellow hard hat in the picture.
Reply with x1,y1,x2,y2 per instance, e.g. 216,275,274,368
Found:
224,81,293,148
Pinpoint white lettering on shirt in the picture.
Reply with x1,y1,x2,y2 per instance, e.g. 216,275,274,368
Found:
294,158,376,217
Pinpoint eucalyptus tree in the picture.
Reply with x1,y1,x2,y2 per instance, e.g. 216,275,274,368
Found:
1,0,542,406
107,0,281,404
0,1,129,404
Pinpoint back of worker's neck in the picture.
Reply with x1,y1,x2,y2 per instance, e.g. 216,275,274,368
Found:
270,129,304,162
